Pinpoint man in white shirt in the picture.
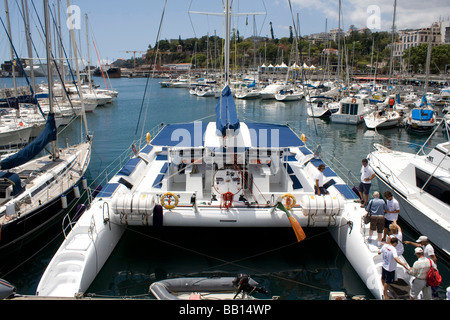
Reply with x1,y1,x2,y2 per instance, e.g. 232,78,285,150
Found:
314,164,328,195
378,237,409,299
358,158,375,207
383,191,400,241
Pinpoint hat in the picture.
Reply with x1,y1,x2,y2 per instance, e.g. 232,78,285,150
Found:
416,236,428,243
414,247,424,254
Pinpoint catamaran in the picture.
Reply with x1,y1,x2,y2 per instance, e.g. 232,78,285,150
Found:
37,0,413,300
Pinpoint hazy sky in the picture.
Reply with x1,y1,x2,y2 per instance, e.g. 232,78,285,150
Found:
1,0,449,65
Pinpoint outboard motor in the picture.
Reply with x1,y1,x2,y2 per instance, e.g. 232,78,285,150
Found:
232,274,268,298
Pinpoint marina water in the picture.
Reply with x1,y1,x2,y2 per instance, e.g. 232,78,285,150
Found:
1,76,449,299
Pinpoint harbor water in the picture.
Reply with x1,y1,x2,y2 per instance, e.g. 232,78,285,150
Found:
0,76,449,300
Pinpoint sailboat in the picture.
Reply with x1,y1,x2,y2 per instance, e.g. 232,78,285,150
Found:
405,24,437,133
37,0,413,300
0,0,92,253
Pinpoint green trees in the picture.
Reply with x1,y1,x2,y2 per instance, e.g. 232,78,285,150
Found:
403,44,450,73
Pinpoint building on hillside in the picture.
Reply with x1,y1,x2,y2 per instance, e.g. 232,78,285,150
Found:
394,22,442,58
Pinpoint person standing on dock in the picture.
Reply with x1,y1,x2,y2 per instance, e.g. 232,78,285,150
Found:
359,159,375,207
382,191,400,241
408,247,437,300
378,237,409,300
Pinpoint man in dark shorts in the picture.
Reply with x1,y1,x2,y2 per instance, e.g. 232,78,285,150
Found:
359,158,375,207
378,237,409,299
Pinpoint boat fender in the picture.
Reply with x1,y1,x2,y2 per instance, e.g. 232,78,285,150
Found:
61,194,67,209
153,204,163,227
74,184,80,198
82,176,88,190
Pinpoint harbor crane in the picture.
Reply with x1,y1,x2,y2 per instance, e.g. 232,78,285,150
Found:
125,50,146,69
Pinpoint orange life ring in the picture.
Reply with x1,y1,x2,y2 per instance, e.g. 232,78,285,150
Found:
221,192,234,209
351,98,356,104
281,193,296,210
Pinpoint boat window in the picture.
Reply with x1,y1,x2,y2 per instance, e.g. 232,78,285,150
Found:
415,167,450,205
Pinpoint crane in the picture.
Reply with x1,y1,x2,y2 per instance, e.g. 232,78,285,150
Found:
126,50,146,69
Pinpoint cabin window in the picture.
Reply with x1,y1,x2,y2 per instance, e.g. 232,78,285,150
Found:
342,103,359,115
415,167,450,205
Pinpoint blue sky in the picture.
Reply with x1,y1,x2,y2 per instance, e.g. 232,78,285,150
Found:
1,0,449,66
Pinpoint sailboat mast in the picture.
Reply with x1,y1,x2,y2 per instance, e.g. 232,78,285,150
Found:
388,0,397,94
22,0,36,94
43,0,59,158
4,0,17,96
424,28,433,94
66,0,89,138
224,0,230,85
85,13,92,89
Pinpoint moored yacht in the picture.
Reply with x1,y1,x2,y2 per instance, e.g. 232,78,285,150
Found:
330,97,370,125
36,0,413,300
368,132,450,258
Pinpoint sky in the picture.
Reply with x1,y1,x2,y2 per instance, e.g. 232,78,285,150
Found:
1,0,449,66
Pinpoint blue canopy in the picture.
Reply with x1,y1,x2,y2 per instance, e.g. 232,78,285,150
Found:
150,122,209,147
411,108,434,121
215,85,240,136
0,113,57,170
246,123,305,148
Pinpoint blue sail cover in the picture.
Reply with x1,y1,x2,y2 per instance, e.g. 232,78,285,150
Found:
215,85,240,136
0,113,57,170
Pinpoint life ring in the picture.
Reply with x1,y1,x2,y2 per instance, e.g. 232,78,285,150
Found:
221,192,234,209
161,192,179,209
281,193,296,210
351,98,356,104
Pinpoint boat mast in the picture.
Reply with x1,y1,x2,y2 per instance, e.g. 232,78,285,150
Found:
44,0,59,158
66,0,89,138
85,13,92,90
21,0,36,94
224,0,231,86
4,0,17,96
387,0,397,96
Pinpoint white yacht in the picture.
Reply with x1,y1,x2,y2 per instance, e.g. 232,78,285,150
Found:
368,137,450,258
259,83,287,100
274,88,303,101
330,97,370,125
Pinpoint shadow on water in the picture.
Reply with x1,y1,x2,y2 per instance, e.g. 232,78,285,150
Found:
86,227,374,300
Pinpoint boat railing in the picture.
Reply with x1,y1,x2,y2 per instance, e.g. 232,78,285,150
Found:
369,146,411,196
62,211,75,240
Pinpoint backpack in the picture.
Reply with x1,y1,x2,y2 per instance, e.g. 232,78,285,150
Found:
426,259,442,287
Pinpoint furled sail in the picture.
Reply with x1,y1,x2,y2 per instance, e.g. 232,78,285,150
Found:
215,85,240,136
0,113,57,170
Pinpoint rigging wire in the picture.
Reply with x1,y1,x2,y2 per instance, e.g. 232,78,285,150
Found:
134,0,167,142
